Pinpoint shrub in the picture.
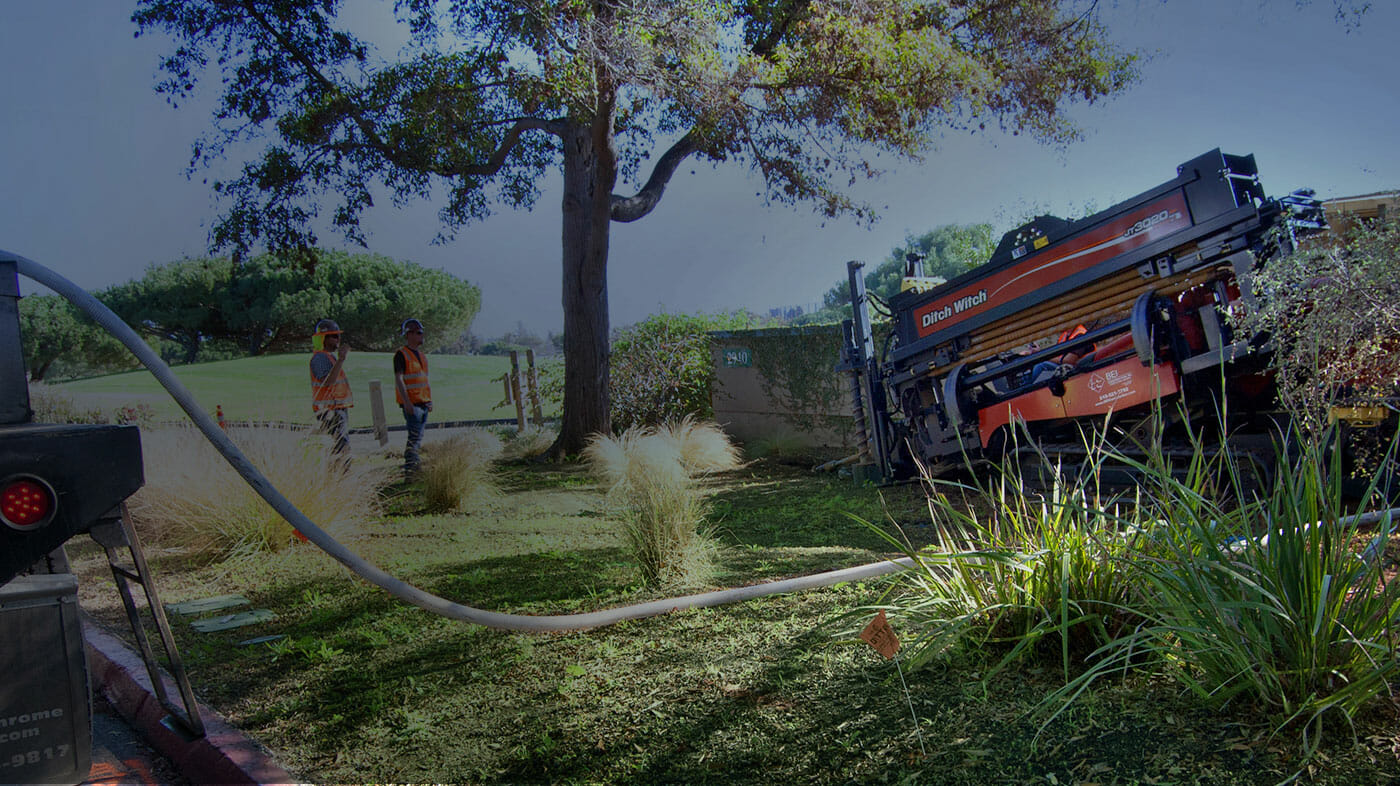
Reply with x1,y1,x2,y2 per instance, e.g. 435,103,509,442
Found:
420,430,502,513
1077,433,1400,757
583,420,736,588
27,384,156,426
1237,215,1400,432
128,425,390,561
607,311,768,431
870,424,1400,764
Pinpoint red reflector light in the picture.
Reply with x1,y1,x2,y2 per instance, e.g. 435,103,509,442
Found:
1,475,57,531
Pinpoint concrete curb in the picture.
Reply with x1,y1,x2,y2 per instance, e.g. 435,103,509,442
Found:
83,620,300,786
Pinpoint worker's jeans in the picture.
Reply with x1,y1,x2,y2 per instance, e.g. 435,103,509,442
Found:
403,404,428,477
316,408,350,458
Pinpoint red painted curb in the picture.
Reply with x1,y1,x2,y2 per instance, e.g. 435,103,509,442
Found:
83,620,301,786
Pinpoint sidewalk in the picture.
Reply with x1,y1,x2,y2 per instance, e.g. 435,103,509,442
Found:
80,692,188,786
83,621,299,786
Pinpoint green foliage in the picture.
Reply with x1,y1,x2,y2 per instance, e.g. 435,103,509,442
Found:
858,434,1149,680
28,383,155,426
748,327,851,437
134,0,1137,452
19,294,137,380
100,251,481,360
871,426,1400,766
608,311,769,432
1101,437,1400,756
1235,215,1400,431
802,223,995,324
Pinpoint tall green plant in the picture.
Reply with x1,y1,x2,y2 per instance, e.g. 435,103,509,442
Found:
857,431,1151,681
1079,435,1400,757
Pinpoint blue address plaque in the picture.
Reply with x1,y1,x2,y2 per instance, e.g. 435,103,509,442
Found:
722,347,752,368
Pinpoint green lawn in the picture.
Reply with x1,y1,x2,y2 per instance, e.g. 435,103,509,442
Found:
51,352,558,428
69,459,1400,785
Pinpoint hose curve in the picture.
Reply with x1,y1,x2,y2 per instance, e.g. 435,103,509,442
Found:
10,252,910,632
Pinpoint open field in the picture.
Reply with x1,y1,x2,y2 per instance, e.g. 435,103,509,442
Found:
69,446,1400,785
50,352,558,427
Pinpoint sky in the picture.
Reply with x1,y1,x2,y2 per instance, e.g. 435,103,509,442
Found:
1,1,1397,338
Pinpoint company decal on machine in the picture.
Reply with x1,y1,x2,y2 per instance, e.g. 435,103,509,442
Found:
1122,209,1184,239
920,289,987,329
911,192,1192,339
1087,368,1136,406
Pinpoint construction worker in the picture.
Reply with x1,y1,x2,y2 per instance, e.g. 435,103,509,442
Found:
310,318,352,459
393,318,432,478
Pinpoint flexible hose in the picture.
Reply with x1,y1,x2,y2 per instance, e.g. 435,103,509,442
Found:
9,252,911,632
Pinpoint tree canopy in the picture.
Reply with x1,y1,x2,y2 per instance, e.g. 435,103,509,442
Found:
799,222,994,323
135,0,1139,451
101,252,481,362
19,295,136,381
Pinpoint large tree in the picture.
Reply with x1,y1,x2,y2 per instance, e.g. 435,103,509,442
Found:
134,0,1138,453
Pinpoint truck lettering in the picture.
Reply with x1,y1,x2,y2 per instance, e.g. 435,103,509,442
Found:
922,289,988,329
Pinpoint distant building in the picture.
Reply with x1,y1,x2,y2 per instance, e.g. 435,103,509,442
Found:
1323,190,1397,232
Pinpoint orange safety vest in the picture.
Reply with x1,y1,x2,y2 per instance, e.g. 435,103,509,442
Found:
310,351,353,411
395,346,431,406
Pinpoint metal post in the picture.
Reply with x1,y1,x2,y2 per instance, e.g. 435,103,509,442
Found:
846,260,891,479
1,259,32,425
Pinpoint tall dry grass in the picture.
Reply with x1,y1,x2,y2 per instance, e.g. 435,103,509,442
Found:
584,419,738,588
419,430,502,513
498,425,557,462
128,425,390,561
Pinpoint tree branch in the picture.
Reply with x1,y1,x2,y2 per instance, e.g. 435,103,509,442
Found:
609,130,700,222
230,0,564,180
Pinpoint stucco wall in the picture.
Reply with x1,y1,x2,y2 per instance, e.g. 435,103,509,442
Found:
709,325,856,450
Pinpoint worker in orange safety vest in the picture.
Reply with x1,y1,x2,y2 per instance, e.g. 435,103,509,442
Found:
393,317,432,478
309,318,353,459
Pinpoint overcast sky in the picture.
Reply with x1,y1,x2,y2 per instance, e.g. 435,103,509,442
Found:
2,1,1396,338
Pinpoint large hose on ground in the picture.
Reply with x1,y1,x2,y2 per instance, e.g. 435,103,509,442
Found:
11,253,911,632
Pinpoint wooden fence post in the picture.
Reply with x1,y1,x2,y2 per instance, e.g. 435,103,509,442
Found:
526,349,544,426
508,351,526,432
368,380,388,446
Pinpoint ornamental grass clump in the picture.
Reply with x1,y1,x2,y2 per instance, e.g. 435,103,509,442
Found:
653,416,743,475
420,430,503,513
129,425,390,561
584,420,733,588
862,434,1152,680
498,425,557,462
1073,431,1400,757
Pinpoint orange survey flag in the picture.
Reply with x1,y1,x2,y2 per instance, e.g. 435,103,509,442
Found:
859,609,900,659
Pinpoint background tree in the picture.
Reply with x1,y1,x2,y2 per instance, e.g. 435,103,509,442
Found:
19,295,136,381
102,252,480,360
134,0,1138,454
799,222,994,323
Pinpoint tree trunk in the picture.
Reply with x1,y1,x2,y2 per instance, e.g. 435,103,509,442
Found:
552,117,618,456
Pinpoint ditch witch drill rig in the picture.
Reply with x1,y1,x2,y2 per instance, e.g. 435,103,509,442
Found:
839,149,1327,482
